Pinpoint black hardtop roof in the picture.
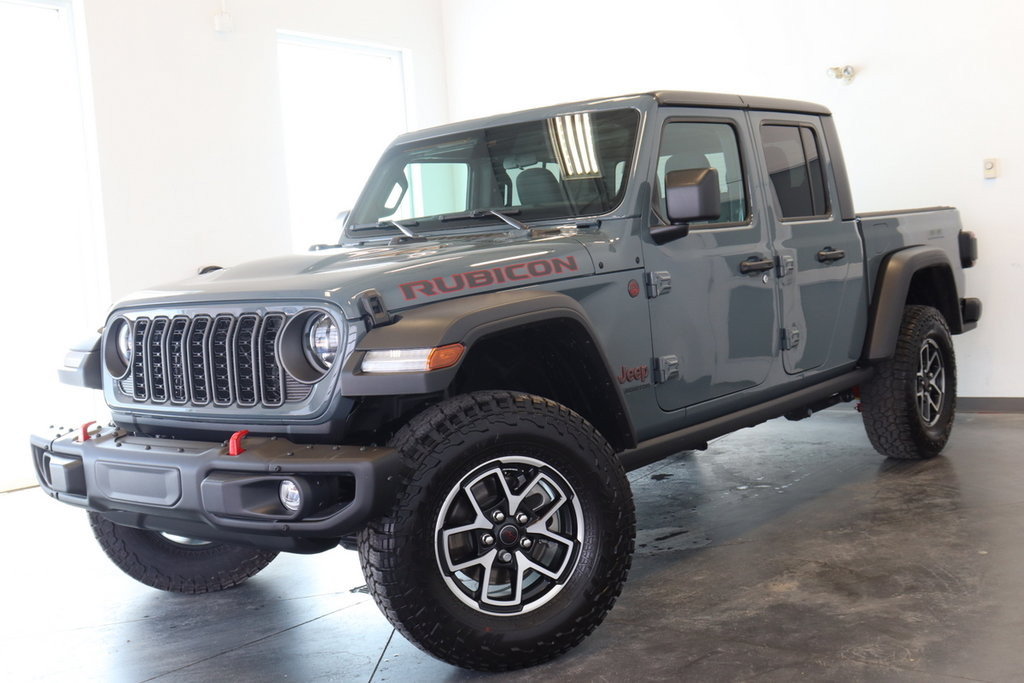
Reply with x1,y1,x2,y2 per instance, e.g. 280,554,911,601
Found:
648,90,832,115
392,91,830,144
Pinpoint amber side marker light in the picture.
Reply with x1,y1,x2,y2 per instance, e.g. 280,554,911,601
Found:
427,343,465,370
362,343,465,373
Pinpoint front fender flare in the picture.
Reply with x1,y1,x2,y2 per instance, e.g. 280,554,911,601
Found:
340,289,615,396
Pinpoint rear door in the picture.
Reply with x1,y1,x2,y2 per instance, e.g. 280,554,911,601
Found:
748,113,865,375
641,109,780,412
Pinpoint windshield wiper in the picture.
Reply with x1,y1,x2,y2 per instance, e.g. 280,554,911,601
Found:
439,209,530,231
350,219,422,237
385,220,420,238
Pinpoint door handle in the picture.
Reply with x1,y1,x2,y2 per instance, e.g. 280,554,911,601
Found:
817,247,846,263
739,257,775,274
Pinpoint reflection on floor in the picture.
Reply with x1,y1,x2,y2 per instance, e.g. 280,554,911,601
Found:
4,407,1024,682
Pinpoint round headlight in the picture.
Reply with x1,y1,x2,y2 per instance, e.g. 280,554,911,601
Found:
116,320,132,364
307,314,340,370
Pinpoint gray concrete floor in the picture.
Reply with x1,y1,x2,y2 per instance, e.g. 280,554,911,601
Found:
3,407,1023,682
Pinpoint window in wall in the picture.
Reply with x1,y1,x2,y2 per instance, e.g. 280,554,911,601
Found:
277,33,410,251
0,0,107,490
388,162,469,219
760,124,829,219
656,121,747,225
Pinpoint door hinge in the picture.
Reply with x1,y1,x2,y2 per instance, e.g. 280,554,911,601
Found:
776,254,794,278
780,325,801,351
654,355,680,384
645,271,672,298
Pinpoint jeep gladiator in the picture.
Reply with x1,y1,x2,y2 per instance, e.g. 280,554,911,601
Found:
31,91,981,670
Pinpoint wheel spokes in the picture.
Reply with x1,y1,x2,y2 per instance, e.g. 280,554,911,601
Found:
435,456,585,614
916,339,945,426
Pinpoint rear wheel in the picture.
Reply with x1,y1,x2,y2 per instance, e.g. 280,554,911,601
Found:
861,305,957,459
89,512,278,593
359,391,635,671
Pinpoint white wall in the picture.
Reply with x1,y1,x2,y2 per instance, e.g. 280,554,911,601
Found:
441,0,1023,398
81,0,449,301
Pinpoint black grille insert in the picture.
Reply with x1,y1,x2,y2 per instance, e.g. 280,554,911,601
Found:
121,312,309,408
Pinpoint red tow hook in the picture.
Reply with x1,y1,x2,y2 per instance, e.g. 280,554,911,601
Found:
228,429,250,456
79,421,97,442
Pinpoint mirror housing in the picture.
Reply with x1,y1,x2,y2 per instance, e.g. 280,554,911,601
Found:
652,168,721,245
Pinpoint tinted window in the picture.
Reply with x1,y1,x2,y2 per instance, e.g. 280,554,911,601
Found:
656,122,747,226
761,124,829,218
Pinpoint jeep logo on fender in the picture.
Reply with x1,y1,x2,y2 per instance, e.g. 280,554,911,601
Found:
617,364,649,384
399,256,580,300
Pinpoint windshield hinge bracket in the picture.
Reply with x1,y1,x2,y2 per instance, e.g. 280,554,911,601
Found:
356,289,393,330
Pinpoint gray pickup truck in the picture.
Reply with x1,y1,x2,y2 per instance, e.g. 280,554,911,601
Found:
32,91,980,670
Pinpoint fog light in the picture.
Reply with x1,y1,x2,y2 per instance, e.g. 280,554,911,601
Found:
279,479,302,512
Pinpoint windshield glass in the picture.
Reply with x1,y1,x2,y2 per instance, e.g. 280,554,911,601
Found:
350,108,640,231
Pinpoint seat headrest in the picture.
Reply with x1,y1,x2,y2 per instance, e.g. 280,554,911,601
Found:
665,152,710,174
516,168,562,205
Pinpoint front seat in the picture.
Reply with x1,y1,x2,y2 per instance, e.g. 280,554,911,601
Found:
516,167,563,206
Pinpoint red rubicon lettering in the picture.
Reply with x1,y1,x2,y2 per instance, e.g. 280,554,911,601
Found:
527,260,553,277
399,255,580,300
399,280,436,299
505,263,529,280
551,256,576,273
434,274,466,293
463,270,494,287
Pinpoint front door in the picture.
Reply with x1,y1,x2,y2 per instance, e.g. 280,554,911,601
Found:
641,110,780,412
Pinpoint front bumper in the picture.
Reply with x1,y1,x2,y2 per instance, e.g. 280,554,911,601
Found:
30,425,401,554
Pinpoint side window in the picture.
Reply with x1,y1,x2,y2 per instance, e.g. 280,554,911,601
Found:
657,121,747,226
760,124,829,219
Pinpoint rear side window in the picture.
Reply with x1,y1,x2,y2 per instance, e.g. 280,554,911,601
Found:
656,121,747,226
760,125,829,219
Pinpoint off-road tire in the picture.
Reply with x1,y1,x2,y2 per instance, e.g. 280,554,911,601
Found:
358,391,635,671
89,512,278,593
861,305,957,459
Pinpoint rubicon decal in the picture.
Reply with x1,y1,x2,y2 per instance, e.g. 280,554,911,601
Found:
617,364,649,384
399,256,580,300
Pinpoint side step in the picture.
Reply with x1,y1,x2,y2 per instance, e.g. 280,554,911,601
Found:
619,368,873,472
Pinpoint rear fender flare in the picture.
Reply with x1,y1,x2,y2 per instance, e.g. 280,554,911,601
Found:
864,247,960,362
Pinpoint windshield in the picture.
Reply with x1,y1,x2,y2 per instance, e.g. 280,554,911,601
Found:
349,108,640,232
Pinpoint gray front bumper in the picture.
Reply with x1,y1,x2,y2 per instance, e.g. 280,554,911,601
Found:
30,426,401,554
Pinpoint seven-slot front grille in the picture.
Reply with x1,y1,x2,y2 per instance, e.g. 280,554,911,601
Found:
121,312,305,408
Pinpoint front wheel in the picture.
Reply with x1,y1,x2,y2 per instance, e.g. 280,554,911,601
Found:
89,512,278,593
359,391,635,671
861,305,957,459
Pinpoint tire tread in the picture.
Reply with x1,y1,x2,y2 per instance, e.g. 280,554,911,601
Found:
89,513,278,594
861,305,956,459
359,390,634,671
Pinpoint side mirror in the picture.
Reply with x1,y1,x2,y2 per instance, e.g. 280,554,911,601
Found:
651,168,721,245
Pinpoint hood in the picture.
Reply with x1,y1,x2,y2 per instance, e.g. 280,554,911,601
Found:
115,234,595,319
